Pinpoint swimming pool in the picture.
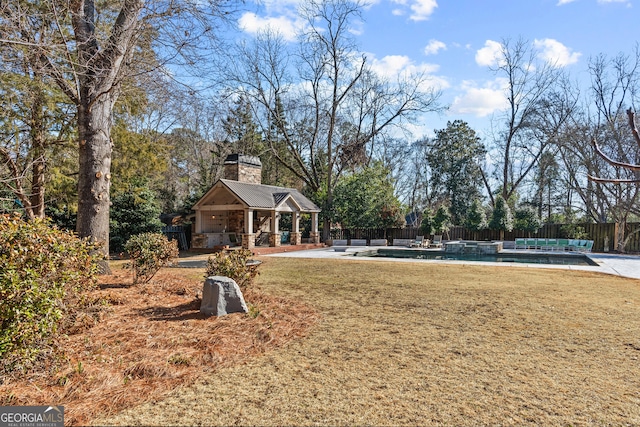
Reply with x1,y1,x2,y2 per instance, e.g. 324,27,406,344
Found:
353,248,599,266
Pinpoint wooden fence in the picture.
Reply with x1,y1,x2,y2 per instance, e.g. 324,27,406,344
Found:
331,222,640,253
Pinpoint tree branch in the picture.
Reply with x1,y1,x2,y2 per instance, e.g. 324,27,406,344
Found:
627,108,640,149
591,137,640,171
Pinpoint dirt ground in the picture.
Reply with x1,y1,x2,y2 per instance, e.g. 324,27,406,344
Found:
3,256,640,426
93,257,640,426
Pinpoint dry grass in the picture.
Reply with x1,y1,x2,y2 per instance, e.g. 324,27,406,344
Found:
0,265,318,426
95,257,640,426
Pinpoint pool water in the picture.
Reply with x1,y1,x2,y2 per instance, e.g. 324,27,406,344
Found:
354,248,599,266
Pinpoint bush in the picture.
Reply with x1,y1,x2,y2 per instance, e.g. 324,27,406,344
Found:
205,249,260,289
489,196,514,232
0,215,100,374
465,199,488,231
433,205,452,235
560,223,589,239
514,206,542,233
125,233,179,284
419,208,434,236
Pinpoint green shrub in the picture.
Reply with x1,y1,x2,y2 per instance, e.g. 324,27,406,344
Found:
560,223,589,239
464,199,488,231
419,208,434,236
205,249,260,289
433,205,453,235
125,232,179,284
0,214,100,374
514,206,542,233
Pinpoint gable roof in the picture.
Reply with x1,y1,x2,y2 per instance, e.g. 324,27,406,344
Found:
194,179,321,212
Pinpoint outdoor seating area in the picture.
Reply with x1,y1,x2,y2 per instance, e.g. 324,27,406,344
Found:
514,238,594,252
410,236,429,248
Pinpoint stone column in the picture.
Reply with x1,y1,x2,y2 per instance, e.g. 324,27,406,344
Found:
242,233,255,249
269,233,281,247
290,232,302,245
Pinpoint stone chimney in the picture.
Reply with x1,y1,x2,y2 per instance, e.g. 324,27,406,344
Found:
223,154,262,184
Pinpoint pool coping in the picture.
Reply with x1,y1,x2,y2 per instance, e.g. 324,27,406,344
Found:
264,246,640,280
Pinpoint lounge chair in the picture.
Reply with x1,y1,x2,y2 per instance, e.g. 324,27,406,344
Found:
410,236,428,248
536,238,548,250
557,238,569,251
431,235,443,248
545,239,558,251
515,238,526,249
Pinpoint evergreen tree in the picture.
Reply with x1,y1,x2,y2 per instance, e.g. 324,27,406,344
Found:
426,120,485,225
419,208,434,236
515,206,542,236
332,163,404,229
432,205,452,238
489,196,514,240
465,199,488,231
110,180,163,253
222,95,264,156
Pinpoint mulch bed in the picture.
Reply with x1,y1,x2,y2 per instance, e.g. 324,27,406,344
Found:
0,269,319,426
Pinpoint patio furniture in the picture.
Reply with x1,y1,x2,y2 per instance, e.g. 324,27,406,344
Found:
410,236,428,248
557,238,569,251
392,238,413,247
545,239,558,251
430,235,443,248
515,238,526,249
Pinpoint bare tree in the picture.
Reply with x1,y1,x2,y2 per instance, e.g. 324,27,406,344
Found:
0,0,233,259
227,0,443,239
589,108,640,183
481,38,576,206
556,48,640,251
586,108,640,251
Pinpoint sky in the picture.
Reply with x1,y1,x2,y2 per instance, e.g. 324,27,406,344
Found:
234,0,637,139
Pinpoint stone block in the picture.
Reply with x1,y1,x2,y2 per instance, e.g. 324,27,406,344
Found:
269,233,281,247
200,276,248,316
290,232,302,245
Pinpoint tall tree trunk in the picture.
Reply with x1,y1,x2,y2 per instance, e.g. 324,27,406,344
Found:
76,95,115,262
29,85,46,218
30,139,46,218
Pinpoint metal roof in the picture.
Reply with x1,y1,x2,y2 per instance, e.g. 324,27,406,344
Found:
213,179,321,212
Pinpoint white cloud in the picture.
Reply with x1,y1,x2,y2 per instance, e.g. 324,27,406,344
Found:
450,79,509,117
238,12,303,42
475,40,504,67
533,38,582,67
557,0,577,4
424,39,446,55
410,0,438,20
391,0,438,21
368,54,449,90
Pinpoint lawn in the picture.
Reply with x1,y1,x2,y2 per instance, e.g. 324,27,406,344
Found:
4,257,640,425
